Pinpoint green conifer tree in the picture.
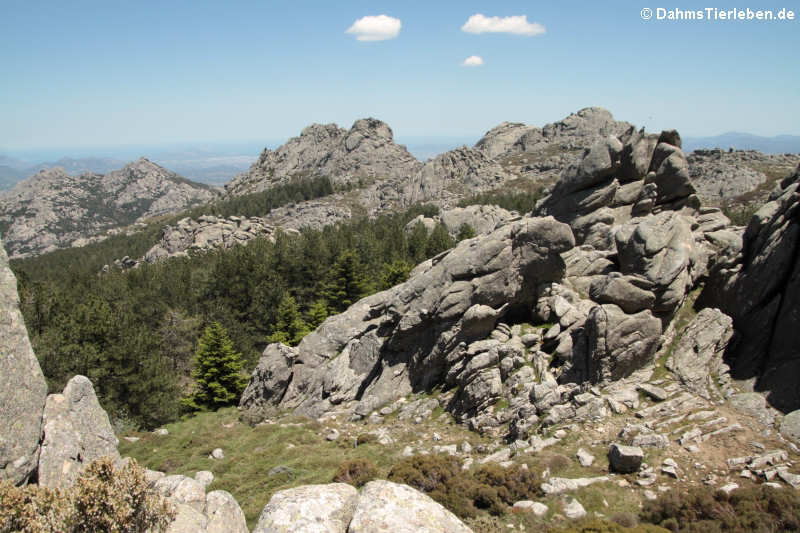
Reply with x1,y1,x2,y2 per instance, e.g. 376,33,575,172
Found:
321,249,370,313
267,294,310,346
182,322,247,412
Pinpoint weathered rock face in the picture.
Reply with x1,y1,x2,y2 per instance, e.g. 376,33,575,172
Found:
0,158,219,258
405,205,517,240
666,308,734,400
0,239,47,485
700,166,800,411
226,118,421,196
241,216,575,421
474,121,537,159
252,481,473,533
37,375,120,489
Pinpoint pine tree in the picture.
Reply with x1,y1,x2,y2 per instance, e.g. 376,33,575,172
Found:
182,322,247,412
267,294,310,346
321,249,370,313
306,298,330,329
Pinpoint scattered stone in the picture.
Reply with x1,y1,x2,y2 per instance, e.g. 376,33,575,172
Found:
577,448,595,467
608,443,644,474
719,483,739,494
326,429,341,441
562,498,587,519
154,428,169,436
542,476,610,495
210,448,225,460
512,500,548,516
638,384,668,402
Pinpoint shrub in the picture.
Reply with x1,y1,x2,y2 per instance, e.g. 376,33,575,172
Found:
547,518,670,532
545,453,571,474
472,463,542,504
0,458,174,533
333,459,377,488
640,485,800,533
387,455,543,519
355,433,377,446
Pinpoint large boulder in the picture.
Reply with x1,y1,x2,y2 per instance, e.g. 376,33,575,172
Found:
781,410,800,444
0,240,47,484
608,443,643,473
252,483,359,533
584,304,662,383
348,480,473,533
37,375,120,488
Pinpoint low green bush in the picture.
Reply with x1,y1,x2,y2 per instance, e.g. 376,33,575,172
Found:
0,458,174,533
640,485,800,533
548,518,670,532
332,458,377,488
387,454,542,519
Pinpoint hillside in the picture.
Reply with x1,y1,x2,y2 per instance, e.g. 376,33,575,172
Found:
0,158,219,258
5,109,800,533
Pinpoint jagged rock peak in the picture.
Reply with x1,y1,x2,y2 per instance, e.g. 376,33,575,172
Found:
0,159,218,258
226,117,421,196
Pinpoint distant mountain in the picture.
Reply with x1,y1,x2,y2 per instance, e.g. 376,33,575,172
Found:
0,158,220,258
683,132,800,154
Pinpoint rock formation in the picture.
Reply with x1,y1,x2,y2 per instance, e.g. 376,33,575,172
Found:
226,118,422,195
240,122,753,439
151,471,248,533
37,375,121,489
0,158,219,258
0,238,47,484
700,165,800,411
253,480,473,533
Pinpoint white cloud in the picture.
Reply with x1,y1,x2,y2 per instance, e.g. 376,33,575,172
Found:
346,14,402,41
461,14,546,36
462,55,484,67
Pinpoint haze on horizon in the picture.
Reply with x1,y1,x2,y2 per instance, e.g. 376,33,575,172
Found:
2,1,798,152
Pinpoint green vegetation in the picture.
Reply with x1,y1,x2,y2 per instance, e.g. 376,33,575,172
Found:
12,201,454,429
181,322,247,412
332,458,378,488
0,458,173,533
387,455,541,519
458,188,544,214
641,485,800,533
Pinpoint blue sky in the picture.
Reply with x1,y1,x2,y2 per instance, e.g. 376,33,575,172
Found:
1,0,798,151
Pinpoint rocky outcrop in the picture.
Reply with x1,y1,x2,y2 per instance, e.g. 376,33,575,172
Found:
37,375,120,489
0,239,47,484
226,118,421,196
141,215,285,264
700,165,800,411
0,158,219,258
405,205,517,239
474,122,537,159
253,480,473,533
241,216,575,422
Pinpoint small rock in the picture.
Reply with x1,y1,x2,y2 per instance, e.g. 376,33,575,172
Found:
643,490,658,501
554,429,568,439
719,483,739,494
460,441,473,454
153,428,169,436
210,448,224,460
512,500,548,516
402,446,414,457
576,448,595,467
432,432,442,442
638,384,668,402
124,436,140,443
562,498,586,519
326,429,340,441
